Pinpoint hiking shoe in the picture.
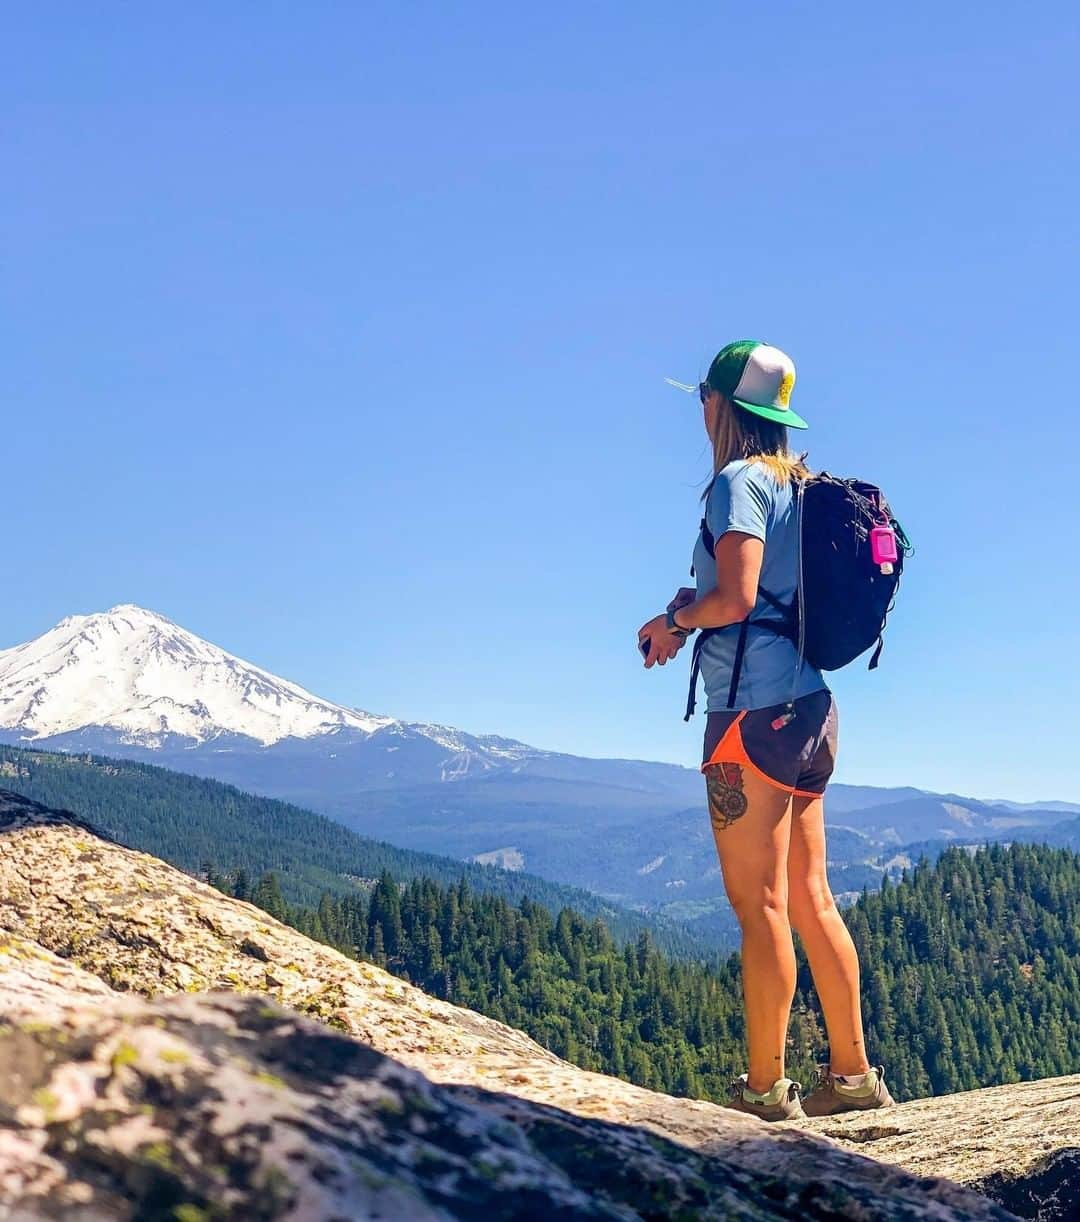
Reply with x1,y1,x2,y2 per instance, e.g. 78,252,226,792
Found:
723,1073,806,1122
800,1063,895,1117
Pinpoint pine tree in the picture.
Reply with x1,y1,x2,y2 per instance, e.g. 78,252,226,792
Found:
252,872,286,920
370,922,386,968
232,867,251,902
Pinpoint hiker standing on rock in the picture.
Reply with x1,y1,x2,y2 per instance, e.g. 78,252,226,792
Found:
637,341,897,1122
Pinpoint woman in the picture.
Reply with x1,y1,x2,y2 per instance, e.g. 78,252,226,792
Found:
637,340,895,1122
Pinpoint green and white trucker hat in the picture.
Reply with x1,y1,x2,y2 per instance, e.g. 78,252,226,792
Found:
668,340,809,429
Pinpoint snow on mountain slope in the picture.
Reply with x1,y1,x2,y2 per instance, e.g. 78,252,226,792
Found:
0,606,549,783
0,605,397,748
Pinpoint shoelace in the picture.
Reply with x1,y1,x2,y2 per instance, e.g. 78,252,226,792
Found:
809,1063,831,1091
810,1064,883,1094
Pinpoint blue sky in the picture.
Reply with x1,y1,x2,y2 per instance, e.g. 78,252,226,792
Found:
3,4,1078,802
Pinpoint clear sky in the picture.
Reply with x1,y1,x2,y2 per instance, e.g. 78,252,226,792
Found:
4,4,1078,803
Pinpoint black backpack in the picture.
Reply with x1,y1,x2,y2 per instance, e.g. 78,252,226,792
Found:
684,471,910,720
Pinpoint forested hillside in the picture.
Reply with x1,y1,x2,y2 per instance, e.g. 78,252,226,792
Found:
850,843,1080,1094
5,745,1076,1105
212,842,1080,1104
0,746,714,959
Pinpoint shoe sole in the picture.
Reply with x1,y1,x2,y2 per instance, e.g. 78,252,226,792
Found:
802,1089,896,1117
724,1097,807,1122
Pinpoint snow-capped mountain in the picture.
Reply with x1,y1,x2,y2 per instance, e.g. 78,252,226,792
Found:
0,606,540,781
0,605,395,747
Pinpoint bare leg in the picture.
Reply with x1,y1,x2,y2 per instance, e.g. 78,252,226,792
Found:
787,793,871,1076
705,762,795,1095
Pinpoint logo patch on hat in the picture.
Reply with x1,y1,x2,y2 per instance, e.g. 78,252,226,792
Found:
777,369,794,408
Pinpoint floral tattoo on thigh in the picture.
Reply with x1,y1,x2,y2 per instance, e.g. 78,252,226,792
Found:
705,762,748,830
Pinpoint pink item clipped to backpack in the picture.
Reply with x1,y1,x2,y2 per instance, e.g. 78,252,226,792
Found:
870,521,898,575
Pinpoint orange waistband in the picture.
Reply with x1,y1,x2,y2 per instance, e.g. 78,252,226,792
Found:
701,710,798,797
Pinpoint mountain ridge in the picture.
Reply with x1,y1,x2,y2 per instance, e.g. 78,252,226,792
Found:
0,606,700,793
0,603,393,746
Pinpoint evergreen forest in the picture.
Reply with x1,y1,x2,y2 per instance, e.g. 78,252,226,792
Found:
207,841,1080,1104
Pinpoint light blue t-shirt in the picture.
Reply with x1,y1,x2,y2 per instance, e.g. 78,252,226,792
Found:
692,459,828,712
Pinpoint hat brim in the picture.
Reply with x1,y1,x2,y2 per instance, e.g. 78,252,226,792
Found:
733,397,809,430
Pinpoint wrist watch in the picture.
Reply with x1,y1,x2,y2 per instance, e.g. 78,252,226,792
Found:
666,608,691,636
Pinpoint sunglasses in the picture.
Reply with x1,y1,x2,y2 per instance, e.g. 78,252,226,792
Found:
698,382,713,405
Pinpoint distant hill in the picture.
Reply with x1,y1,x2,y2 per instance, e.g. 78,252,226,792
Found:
823,784,931,813
985,798,1080,814
827,792,1068,845
1013,814,1080,852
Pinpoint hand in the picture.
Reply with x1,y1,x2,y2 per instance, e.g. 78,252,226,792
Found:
666,587,696,614
637,613,688,669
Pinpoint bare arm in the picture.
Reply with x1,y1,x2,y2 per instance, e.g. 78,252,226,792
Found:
638,531,763,668
672,531,763,630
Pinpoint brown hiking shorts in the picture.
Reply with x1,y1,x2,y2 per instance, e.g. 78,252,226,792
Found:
701,689,838,798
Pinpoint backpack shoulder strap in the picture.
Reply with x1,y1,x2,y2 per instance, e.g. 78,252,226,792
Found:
700,516,715,556
757,587,788,615
682,601,796,721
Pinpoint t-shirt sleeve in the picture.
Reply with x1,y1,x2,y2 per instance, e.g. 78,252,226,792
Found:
705,463,771,543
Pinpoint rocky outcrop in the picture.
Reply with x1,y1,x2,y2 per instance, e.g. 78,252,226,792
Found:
801,1075,1079,1217
0,791,1073,1219
0,939,1013,1222
0,972,797,1220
